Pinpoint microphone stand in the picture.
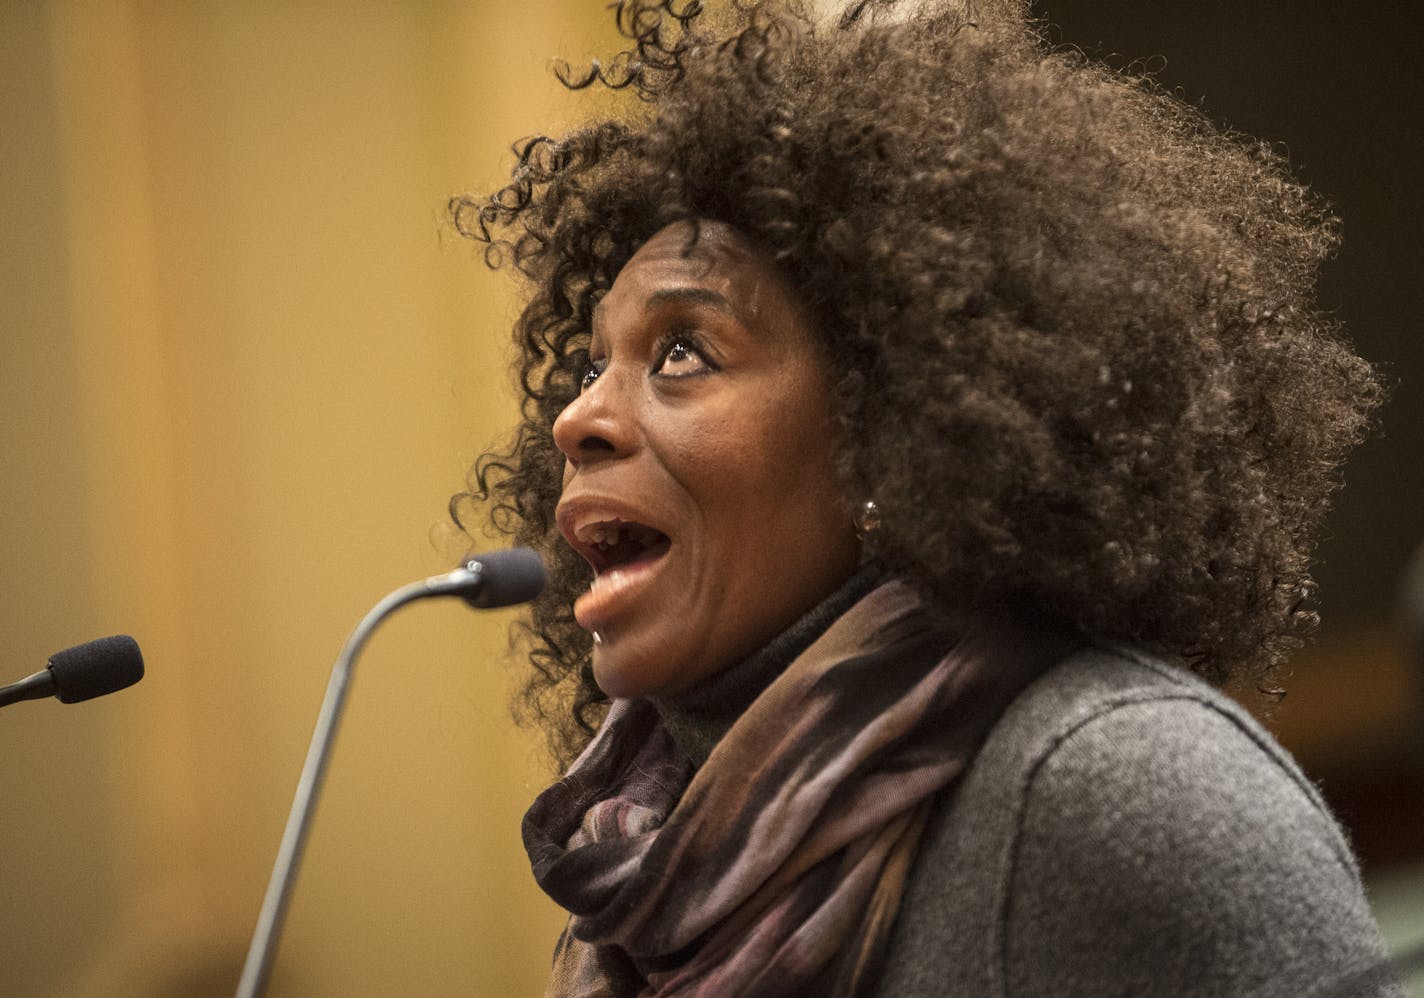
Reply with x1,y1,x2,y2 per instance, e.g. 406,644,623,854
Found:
235,564,513,998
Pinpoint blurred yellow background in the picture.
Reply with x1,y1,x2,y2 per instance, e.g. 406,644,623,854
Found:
4,2,1424,996
1,3,613,995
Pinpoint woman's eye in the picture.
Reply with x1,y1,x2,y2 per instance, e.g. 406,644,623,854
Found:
579,359,606,392
654,336,712,378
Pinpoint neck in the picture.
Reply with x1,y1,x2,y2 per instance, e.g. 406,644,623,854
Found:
649,566,880,767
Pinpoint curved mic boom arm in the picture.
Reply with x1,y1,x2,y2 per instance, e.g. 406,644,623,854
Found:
235,549,544,998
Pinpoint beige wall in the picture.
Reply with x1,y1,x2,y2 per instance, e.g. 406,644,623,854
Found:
0,3,611,994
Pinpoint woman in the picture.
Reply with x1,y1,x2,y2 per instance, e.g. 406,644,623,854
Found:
452,1,1398,994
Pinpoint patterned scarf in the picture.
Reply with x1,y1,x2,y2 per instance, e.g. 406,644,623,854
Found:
523,581,1063,997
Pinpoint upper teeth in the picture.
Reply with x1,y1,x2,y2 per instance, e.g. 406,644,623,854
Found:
579,520,624,549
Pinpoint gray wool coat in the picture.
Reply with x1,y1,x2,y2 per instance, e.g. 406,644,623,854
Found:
874,645,1405,998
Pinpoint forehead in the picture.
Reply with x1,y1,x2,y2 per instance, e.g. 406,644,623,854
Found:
593,221,799,331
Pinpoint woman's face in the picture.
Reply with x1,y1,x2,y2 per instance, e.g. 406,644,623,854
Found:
553,221,861,700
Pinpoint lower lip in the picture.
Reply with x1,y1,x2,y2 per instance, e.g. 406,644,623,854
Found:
573,552,668,632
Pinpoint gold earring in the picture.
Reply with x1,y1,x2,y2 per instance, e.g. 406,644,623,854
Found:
853,499,881,538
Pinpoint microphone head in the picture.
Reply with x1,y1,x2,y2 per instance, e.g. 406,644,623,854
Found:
461,548,546,609
47,635,145,704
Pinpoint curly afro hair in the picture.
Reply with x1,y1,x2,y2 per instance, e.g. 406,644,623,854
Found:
450,0,1381,768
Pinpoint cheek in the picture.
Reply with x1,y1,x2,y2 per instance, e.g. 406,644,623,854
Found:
705,400,842,525
761,389,842,486
654,407,742,484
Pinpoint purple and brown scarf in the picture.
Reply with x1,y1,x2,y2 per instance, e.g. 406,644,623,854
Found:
523,581,1065,997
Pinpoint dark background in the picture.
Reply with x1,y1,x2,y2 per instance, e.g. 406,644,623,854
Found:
1039,1,1424,873
1040,1,1423,623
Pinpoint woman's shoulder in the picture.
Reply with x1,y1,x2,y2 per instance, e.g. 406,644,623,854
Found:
954,643,1361,891
978,644,1336,833
875,645,1401,998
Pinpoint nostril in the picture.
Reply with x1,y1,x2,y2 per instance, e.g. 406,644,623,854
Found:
578,434,618,454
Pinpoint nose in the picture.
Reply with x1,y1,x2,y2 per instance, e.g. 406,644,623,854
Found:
552,368,635,467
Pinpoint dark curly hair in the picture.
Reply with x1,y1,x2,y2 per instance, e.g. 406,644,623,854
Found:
450,0,1381,768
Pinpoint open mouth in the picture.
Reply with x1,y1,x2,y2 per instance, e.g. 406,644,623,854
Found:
574,518,672,575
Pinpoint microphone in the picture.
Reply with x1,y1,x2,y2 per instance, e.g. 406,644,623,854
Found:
0,635,144,710
422,546,546,608
236,548,546,998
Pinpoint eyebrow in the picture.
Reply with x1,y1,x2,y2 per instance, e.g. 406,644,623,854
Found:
646,286,739,316
592,285,744,332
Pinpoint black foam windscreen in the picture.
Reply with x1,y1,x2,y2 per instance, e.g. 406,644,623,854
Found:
47,635,145,703
461,548,546,609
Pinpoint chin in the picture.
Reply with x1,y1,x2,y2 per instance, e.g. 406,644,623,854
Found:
591,650,652,701
592,643,702,701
